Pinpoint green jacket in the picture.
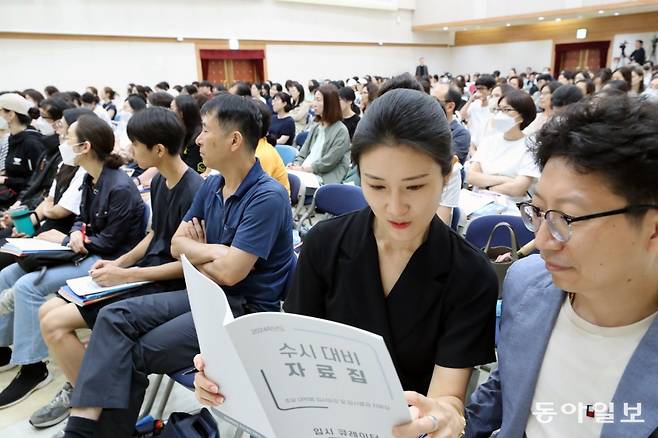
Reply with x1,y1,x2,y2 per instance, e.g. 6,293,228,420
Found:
294,121,351,185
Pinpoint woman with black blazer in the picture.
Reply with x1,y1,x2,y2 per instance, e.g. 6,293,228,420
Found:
193,88,498,438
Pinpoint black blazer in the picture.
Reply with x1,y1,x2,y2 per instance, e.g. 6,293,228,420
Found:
284,207,498,394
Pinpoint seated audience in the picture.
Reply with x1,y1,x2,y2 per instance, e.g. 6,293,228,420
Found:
465,93,658,438
194,87,498,438
171,95,205,174
147,92,174,109
268,92,296,146
0,115,144,408
0,93,44,209
359,82,379,113
252,100,291,194
287,81,311,134
338,86,361,140
61,94,293,438
524,81,561,135
466,90,539,198
434,83,471,164
289,85,351,185
33,107,203,428
550,84,584,111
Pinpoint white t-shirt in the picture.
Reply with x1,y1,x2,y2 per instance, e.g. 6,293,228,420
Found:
523,112,547,136
526,299,656,438
467,100,493,147
94,104,113,126
470,133,540,180
302,126,325,169
47,165,87,215
440,162,462,208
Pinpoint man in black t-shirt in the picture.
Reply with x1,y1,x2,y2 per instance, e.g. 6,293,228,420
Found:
32,107,203,429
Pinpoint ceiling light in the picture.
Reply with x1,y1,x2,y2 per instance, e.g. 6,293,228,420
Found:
377,41,383,46
598,10,605,14
576,28,587,39
229,38,239,50
506,23,511,27
538,16,545,21
443,26,449,31
614,12,620,16
555,18,562,22
176,36,184,42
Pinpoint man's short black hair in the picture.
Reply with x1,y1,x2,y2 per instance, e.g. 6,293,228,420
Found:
252,99,272,138
533,94,658,216
200,94,262,152
550,84,583,108
156,81,170,90
444,86,464,110
127,106,185,155
475,74,496,89
377,73,423,97
537,73,554,82
199,80,213,89
147,92,174,108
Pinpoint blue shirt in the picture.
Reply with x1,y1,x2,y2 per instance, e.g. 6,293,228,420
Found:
450,119,471,165
183,159,293,311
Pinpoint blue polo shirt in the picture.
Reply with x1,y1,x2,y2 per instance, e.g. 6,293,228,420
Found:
183,159,293,311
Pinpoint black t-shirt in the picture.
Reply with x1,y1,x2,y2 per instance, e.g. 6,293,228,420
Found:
284,208,498,395
342,114,360,140
269,115,296,146
181,141,206,174
137,168,203,267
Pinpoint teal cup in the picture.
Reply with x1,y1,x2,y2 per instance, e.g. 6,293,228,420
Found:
9,208,39,237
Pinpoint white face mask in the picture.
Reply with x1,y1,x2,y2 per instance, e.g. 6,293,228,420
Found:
58,141,83,166
491,111,519,133
34,117,55,136
487,98,498,112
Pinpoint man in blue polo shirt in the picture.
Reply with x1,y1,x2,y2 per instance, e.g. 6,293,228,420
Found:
62,94,293,438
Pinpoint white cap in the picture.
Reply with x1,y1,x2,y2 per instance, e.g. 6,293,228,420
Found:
358,78,368,85
346,78,358,87
0,93,32,116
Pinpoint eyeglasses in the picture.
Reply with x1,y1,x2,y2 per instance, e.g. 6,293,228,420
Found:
492,106,516,114
517,202,658,243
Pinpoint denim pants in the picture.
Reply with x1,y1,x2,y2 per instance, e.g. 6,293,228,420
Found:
0,256,100,365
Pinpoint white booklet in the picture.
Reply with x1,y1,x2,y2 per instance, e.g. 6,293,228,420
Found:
182,255,411,438
66,276,152,297
1,237,72,254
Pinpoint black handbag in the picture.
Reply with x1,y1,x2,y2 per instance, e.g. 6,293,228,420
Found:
482,222,519,298
17,251,87,275
160,408,220,438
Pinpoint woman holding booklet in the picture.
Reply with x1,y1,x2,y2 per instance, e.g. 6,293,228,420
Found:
0,115,145,409
194,88,499,437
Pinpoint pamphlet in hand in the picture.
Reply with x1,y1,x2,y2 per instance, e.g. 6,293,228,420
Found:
182,255,411,438
0,237,72,256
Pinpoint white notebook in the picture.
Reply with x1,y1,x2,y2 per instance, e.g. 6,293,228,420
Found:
66,275,152,297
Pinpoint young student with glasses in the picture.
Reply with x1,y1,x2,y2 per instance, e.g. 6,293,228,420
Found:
465,94,658,438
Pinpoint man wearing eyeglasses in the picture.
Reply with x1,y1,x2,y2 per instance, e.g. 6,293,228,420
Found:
464,94,658,437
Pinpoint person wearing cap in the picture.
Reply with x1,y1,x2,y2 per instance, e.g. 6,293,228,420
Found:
0,116,8,175
0,93,45,208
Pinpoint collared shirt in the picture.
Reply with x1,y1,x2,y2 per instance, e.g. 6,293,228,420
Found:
284,207,498,394
450,118,471,164
184,159,293,310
